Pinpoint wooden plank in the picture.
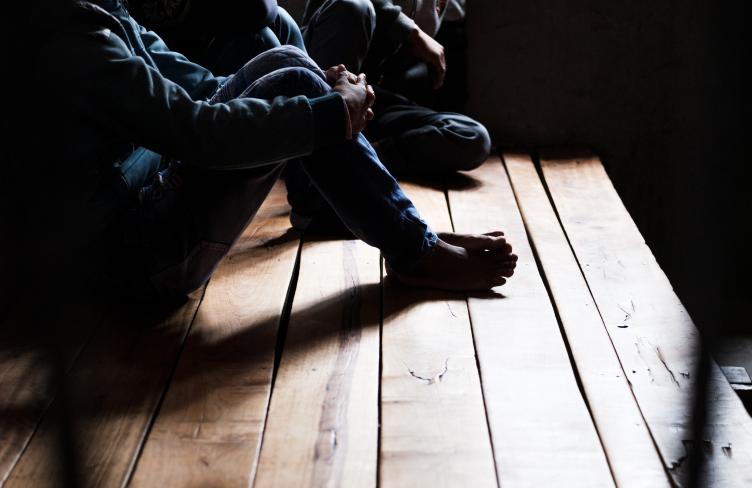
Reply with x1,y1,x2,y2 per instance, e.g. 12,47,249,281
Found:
129,182,300,488
539,150,752,486
379,180,498,488
6,297,202,488
0,303,105,485
254,239,380,488
446,158,615,487
503,152,669,487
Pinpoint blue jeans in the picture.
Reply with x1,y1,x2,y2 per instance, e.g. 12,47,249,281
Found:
133,46,437,296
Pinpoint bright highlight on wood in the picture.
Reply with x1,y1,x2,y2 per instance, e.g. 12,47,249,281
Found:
2,155,748,487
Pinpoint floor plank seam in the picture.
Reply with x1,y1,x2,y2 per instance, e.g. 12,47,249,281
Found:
514,151,672,483
529,151,671,477
121,283,209,488
503,154,598,410
442,176,502,488
250,237,303,488
3,306,110,486
376,256,384,488
534,151,722,484
270,238,304,389
504,163,618,483
500,152,648,484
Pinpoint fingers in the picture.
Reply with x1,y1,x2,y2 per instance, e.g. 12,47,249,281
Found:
497,265,516,278
366,83,376,106
332,66,359,85
327,64,347,85
329,64,346,75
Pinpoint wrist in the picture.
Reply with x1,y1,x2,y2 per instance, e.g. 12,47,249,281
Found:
310,93,350,148
407,26,422,44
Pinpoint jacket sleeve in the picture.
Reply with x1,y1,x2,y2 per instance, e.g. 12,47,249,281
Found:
43,25,346,170
138,25,226,100
371,0,417,44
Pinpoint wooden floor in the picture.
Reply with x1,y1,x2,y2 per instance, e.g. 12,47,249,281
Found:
2,151,751,487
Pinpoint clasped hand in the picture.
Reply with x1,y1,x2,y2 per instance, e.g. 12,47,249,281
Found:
326,64,375,138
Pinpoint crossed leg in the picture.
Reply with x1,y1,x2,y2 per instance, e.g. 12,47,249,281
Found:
137,46,516,297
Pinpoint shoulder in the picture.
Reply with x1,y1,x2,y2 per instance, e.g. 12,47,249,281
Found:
67,1,123,29
38,3,134,80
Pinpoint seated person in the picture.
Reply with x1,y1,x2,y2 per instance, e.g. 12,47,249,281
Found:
129,0,490,233
301,0,491,176
26,0,516,300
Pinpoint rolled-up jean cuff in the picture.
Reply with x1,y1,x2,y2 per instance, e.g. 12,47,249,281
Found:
382,226,438,273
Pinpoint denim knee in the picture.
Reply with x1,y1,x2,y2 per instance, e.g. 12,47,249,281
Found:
213,45,326,102
245,66,331,100
428,114,491,172
247,45,323,78
275,7,305,47
455,120,492,171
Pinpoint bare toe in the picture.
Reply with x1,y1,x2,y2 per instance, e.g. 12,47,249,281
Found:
491,277,507,287
437,232,508,251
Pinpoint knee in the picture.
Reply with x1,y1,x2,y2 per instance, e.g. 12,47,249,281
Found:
248,66,330,99
244,44,322,76
259,45,310,66
435,116,491,172
276,7,298,32
455,121,491,171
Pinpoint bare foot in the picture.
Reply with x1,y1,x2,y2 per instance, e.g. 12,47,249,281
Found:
386,232,518,291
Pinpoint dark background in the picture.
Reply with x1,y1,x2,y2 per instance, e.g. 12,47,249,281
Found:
1,0,747,340
465,0,748,339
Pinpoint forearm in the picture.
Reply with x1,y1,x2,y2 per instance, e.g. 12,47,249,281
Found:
46,30,346,170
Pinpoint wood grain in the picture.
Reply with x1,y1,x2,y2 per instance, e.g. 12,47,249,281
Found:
379,180,498,488
0,301,106,486
253,239,380,488
504,152,669,487
446,158,615,487
540,150,752,486
5,297,202,488
128,182,301,488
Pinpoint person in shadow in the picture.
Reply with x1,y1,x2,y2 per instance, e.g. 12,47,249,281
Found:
21,0,517,302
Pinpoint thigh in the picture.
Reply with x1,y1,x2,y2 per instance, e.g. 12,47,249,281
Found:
141,65,331,296
365,94,491,175
364,98,437,142
140,162,284,297
366,88,480,142
272,7,306,50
